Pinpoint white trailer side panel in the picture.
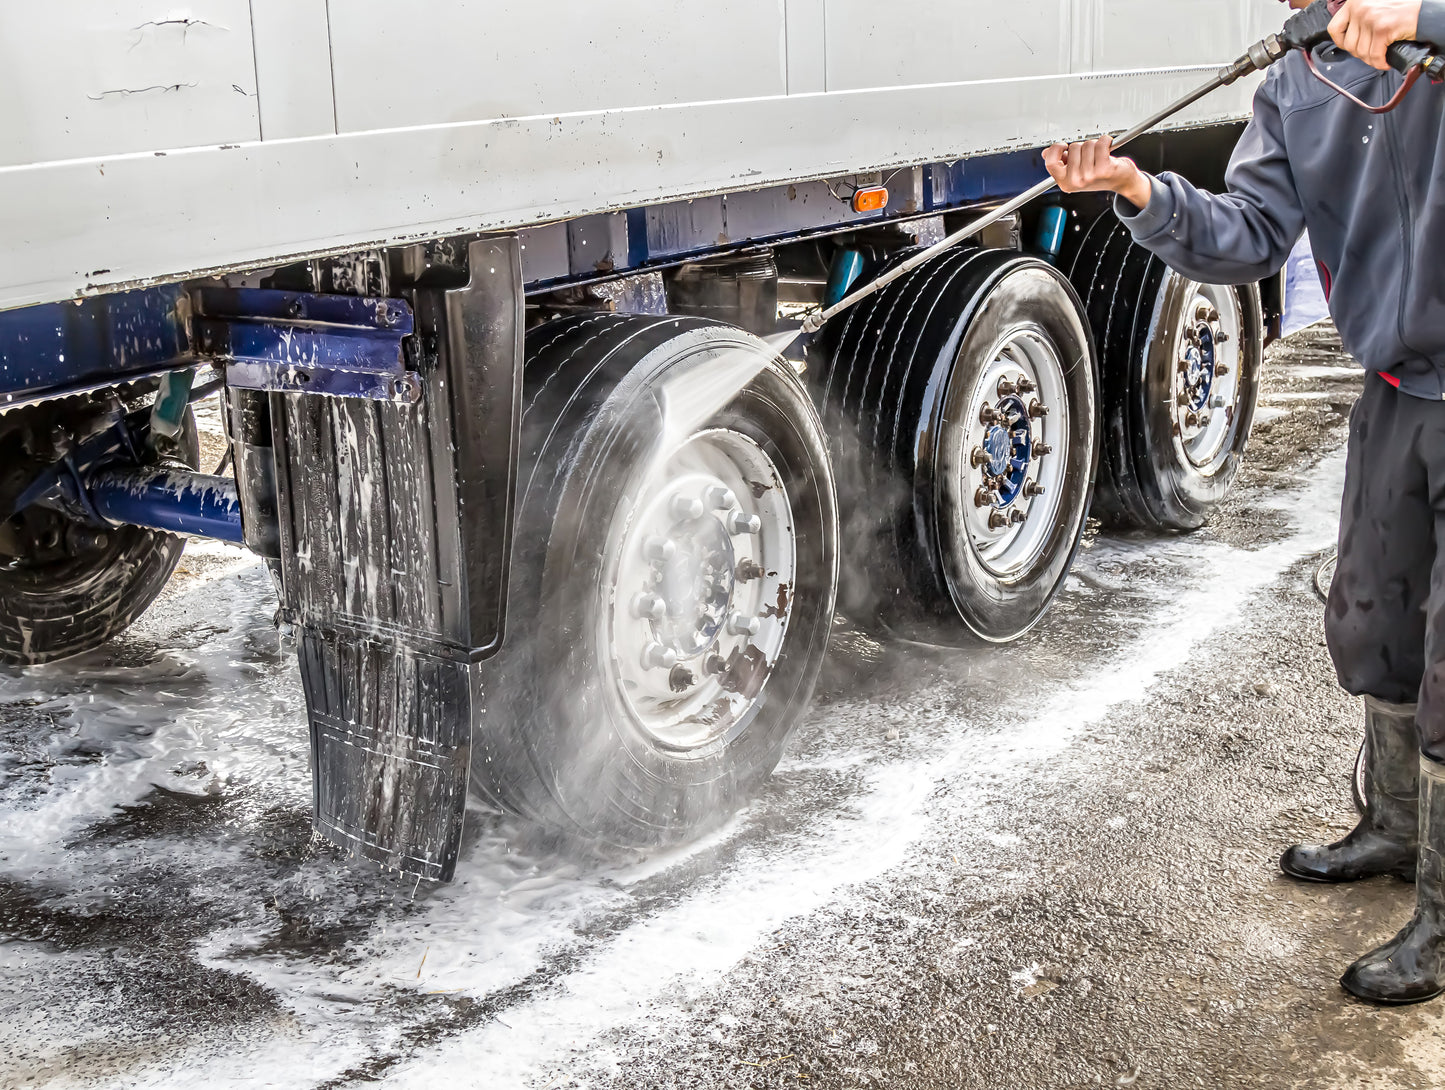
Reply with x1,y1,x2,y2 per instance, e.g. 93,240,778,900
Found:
327,0,789,131
0,0,1280,312
0,1,259,168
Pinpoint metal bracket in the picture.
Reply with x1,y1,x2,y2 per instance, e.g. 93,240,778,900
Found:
192,288,421,404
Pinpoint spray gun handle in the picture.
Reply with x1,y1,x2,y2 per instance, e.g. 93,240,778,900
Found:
1388,39,1445,80
1283,0,1444,79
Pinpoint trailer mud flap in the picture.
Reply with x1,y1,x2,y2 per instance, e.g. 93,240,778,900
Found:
300,630,478,880
239,238,523,881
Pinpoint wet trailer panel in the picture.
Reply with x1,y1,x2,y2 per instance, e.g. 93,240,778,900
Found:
0,0,1275,312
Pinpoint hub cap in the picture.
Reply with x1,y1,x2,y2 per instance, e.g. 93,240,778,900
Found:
960,329,1068,578
1173,283,1243,471
602,427,796,752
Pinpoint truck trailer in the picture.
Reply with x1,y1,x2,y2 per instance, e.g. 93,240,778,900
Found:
0,0,1279,881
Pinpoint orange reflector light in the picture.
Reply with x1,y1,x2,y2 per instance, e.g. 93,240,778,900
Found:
851,186,890,214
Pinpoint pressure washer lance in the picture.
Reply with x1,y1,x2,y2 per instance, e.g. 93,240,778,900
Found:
799,0,1444,336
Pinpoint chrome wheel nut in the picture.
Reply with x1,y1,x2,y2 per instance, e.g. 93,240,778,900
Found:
727,612,761,637
705,486,737,510
632,593,666,620
726,510,762,535
670,495,705,521
644,536,677,562
642,642,680,670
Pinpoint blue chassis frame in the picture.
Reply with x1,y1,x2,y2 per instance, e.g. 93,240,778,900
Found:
0,148,1048,408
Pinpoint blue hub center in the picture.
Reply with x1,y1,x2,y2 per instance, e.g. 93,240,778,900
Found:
1183,325,1216,413
987,394,1034,506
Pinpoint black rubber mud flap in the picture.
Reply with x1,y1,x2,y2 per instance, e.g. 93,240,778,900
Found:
299,631,480,879
252,238,523,880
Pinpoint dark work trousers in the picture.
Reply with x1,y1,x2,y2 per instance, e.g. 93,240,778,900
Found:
1327,373,1445,760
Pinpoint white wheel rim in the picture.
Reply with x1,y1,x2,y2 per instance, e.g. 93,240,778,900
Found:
1171,282,1243,472
957,327,1070,579
600,421,796,752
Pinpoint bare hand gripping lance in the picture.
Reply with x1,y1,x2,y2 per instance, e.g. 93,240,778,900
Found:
798,0,1443,337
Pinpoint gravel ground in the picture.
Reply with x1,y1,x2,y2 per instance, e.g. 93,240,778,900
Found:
4,322,1438,1089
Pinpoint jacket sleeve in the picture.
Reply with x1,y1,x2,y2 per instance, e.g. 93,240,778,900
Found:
1418,0,1445,47
1111,71,1305,285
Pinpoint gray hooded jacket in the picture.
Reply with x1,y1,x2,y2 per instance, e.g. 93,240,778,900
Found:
1115,3,1445,399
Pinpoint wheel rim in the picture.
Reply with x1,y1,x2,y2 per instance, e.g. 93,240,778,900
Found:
958,327,1070,578
1171,283,1243,472
600,425,797,752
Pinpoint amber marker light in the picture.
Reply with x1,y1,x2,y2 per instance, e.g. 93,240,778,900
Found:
851,187,890,214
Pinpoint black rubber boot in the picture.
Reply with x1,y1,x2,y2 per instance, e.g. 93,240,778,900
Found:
1280,697,1418,883
1341,755,1445,1004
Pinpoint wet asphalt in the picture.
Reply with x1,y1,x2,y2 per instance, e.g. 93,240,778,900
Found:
4,322,1441,1089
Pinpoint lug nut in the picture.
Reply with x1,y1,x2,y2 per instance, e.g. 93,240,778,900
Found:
632,592,666,620
1177,360,1191,374
705,486,737,510
1215,332,1232,344
1176,392,1191,406
642,642,680,670
670,495,705,521
988,510,1011,530
1009,509,1027,525
974,487,1001,508
727,612,761,637
996,377,1018,396
1028,400,1049,419
1210,396,1227,409
726,509,762,535
1016,376,1037,394
1034,442,1053,457
1184,411,1200,427
1214,363,1231,376
704,653,729,676
1024,481,1046,498
668,664,697,692
644,536,677,562
1206,307,1220,322
736,558,765,582
970,446,991,468
979,405,1000,425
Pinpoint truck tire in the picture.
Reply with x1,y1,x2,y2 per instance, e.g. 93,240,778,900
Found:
817,247,1097,643
1068,217,1263,531
474,314,838,845
0,399,198,666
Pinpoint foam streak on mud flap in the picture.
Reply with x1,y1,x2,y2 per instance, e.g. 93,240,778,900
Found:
256,238,523,881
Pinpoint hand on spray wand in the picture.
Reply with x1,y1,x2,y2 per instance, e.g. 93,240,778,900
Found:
1044,0,1441,207
801,0,1442,336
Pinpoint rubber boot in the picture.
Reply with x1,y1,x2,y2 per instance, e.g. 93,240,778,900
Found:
1280,697,1418,883
1341,755,1445,1004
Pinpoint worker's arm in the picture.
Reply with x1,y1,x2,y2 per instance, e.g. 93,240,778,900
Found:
1043,71,1305,286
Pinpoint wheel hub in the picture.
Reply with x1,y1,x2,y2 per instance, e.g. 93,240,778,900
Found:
981,394,1034,504
1172,288,1243,469
960,331,1067,578
650,515,735,658
605,428,796,751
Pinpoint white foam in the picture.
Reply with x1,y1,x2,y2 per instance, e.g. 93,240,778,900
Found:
0,444,1346,1088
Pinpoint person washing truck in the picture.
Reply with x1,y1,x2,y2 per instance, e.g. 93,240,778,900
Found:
1045,0,1445,1004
